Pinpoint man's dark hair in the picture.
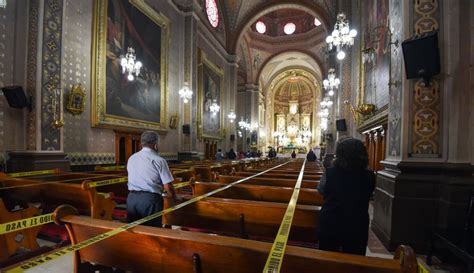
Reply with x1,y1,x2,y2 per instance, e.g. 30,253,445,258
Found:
334,138,368,170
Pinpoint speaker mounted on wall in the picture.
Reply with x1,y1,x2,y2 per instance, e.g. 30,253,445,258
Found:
2,86,32,112
230,134,235,141
336,119,347,131
182,124,190,135
401,30,440,86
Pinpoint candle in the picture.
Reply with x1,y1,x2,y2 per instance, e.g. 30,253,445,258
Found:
52,90,57,121
59,88,63,121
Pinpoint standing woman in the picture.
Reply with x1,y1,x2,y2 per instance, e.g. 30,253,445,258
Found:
318,138,375,255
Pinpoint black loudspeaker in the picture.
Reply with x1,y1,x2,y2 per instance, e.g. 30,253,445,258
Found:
336,119,347,131
182,124,190,134
2,86,32,111
230,134,235,141
402,30,440,86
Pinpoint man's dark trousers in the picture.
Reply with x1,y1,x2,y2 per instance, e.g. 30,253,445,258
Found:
127,191,163,227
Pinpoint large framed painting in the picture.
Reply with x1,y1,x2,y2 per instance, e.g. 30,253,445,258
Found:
361,0,389,109
197,49,224,140
92,0,169,130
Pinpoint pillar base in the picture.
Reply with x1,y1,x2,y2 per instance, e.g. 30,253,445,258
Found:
372,160,474,254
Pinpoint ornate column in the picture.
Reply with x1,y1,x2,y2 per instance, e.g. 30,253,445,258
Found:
373,0,474,252
7,0,69,171
175,0,199,160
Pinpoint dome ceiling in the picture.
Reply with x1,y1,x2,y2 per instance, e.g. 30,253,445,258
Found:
273,71,315,106
251,9,322,37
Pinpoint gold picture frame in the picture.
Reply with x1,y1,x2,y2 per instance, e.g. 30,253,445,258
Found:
92,0,169,131
67,84,86,115
169,113,178,129
197,49,224,140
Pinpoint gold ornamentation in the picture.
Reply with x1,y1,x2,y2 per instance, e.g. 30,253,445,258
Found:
169,114,179,129
356,103,377,116
66,84,86,115
91,0,169,131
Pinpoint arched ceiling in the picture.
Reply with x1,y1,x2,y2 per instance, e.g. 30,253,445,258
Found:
259,52,322,90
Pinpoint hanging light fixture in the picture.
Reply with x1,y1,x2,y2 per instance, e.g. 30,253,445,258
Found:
323,68,340,95
325,13,357,60
255,21,267,34
120,47,142,81
314,18,322,27
227,110,236,123
320,97,333,108
178,82,193,103
209,99,220,115
284,23,296,35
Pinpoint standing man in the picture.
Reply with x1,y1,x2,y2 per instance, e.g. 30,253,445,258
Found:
127,131,177,227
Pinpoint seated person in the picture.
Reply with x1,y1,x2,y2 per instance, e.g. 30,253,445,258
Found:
215,149,224,160
306,150,317,162
227,148,237,160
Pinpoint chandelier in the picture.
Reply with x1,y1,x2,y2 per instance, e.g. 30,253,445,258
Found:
0,0,6,8
209,99,220,115
325,13,357,60
323,68,340,95
238,118,251,131
227,110,236,123
178,82,193,103
320,97,333,108
320,117,328,131
318,108,329,118
120,47,142,81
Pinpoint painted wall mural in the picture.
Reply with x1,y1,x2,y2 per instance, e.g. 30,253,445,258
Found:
92,0,169,131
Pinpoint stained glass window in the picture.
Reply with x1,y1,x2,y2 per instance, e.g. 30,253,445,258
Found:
205,0,219,28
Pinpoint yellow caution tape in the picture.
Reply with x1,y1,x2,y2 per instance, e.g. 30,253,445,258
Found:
8,170,56,178
98,166,125,171
262,159,306,273
173,181,191,189
0,213,54,235
417,258,430,273
86,177,128,188
5,160,293,273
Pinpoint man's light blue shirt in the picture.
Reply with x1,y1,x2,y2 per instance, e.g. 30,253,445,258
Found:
127,147,174,194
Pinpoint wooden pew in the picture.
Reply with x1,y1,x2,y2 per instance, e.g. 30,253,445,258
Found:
0,200,42,261
22,206,418,273
163,196,320,243
192,181,323,206
0,174,120,220
218,175,319,189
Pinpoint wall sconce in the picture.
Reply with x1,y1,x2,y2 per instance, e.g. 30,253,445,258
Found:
178,82,193,103
51,89,64,129
227,110,236,123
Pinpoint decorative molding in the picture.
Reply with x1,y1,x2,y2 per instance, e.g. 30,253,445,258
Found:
387,0,403,158
26,0,39,151
67,152,115,166
409,0,441,158
357,105,389,133
158,152,178,161
41,0,63,151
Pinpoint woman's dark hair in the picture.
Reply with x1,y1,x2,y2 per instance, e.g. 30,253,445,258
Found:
334,138,368,170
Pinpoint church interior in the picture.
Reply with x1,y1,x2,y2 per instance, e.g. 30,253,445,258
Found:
0,0,472,272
